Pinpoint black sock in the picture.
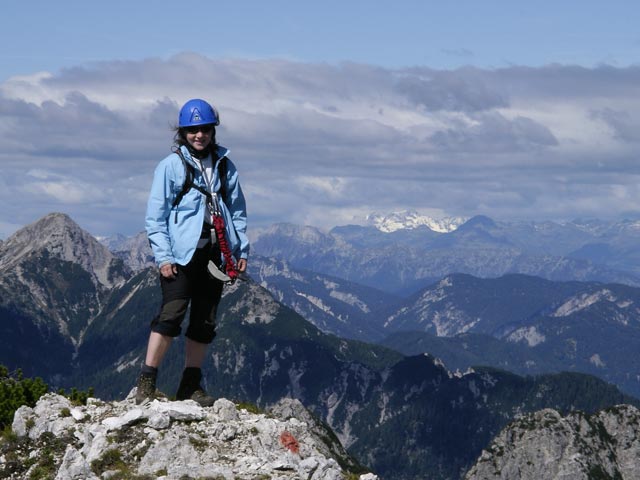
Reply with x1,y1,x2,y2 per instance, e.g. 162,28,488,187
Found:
141,364,158,376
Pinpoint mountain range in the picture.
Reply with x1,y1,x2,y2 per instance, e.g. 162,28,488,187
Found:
92,213,640,400
247,256,640,400
104,211,640,297
376,273,640,398
252,214,640,295
98,212,640,391
3,211,640,479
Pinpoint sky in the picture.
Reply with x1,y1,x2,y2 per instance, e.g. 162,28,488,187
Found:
1,1,640,239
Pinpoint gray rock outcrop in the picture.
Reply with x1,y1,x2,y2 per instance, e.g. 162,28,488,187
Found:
2,392,376,480
465,404,640,480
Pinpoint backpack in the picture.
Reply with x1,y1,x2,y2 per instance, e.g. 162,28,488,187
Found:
171,148,228,223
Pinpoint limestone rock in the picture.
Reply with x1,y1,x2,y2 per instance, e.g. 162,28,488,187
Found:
465,404,640,480
4,392,377,480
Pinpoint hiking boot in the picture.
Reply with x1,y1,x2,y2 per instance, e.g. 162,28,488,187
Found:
176,367,215,407
135,371,157,405
184,387,216,407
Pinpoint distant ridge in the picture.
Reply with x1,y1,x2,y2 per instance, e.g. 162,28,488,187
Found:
253,216,640,295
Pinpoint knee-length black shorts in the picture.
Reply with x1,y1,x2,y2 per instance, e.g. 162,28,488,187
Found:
150,243,224,344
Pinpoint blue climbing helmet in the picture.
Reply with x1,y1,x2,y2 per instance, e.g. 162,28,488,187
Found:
178,99,220,127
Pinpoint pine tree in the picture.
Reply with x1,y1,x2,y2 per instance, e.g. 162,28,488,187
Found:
0,366,47,430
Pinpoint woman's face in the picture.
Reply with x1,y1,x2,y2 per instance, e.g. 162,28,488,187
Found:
184,124,214,151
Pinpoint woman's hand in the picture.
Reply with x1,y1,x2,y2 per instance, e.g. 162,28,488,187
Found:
160,263,178,279
237,259,247,273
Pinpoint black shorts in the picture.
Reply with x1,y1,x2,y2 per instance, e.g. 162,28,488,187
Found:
150,243,224,344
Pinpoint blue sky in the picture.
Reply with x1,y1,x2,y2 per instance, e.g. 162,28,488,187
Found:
1,1,640,238
3,1,639,79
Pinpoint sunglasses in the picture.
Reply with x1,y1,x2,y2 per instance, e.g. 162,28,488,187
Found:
184,124,214,134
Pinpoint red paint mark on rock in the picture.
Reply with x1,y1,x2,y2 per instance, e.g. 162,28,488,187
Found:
280,430,300,454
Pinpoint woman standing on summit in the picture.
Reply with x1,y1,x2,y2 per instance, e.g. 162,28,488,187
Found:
136,98,249,406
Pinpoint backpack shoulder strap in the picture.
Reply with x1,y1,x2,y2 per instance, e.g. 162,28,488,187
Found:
171,148,195,209
171,148,211,223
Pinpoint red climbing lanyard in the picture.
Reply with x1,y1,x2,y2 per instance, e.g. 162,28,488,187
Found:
212,210,238,282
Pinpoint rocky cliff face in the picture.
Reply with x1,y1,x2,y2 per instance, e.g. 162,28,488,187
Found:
465,404,640,480
3,392,376,480
107,230,156,272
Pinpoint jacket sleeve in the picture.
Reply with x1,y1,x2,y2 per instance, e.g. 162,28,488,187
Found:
145,157,177,267
223,158,250,259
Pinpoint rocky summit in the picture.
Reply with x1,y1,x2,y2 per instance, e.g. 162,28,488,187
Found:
465,404,640,480
2,392,376,480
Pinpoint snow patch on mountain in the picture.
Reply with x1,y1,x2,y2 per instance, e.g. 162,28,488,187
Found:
365,211,468,233
116,281,144,311
383,307,407,328
257,259,307,282
295,290,334,315
322,279,339,289
438,276,454,288
115,352,142,373
329,290,370,313
590,353,606,368
432,310,479,336
506,326,546,347
418,282,453,307
552,289,617,317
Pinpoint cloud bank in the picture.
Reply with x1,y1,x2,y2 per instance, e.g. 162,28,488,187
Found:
1,53,639,237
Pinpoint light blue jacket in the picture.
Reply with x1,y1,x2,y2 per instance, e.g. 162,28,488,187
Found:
145,144,249,268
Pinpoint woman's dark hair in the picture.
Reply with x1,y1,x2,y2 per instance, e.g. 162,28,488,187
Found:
173,126,217,147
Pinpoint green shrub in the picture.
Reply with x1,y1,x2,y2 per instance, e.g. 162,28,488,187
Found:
56,386,95,406
235,401,263,415
0,366,47,429
91,448,126,475
0,364,94,430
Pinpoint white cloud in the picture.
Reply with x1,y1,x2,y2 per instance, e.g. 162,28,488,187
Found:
26,181,91,204
1,54,640,238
